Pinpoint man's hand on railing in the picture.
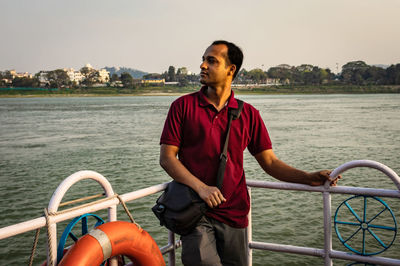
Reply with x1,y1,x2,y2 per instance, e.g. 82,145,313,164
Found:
308,170,342,186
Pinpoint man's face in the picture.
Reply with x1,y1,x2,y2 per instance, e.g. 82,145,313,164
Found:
200,44,234,87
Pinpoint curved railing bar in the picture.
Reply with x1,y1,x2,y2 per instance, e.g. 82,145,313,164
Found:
48,170,116,214
329,160,400,191
46,170,117,265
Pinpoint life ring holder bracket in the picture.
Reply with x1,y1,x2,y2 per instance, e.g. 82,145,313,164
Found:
46,170,117,265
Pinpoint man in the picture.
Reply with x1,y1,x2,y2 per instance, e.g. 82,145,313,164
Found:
159,40,339,266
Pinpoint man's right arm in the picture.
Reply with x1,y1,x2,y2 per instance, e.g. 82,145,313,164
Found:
159,144,226,208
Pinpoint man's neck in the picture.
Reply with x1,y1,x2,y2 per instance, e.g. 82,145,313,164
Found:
205,85,231,111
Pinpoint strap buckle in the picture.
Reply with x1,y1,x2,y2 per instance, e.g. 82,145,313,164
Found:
220,154,228,162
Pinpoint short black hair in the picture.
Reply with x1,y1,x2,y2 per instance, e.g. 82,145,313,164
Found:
211,40,243,80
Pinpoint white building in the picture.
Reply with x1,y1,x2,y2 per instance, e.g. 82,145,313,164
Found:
9,70,33,79
276,64,292,70
84,63,93,69
35,64,109,86
81,64,110,83
64,68,84,83
38,71,50,84
98,68,110,83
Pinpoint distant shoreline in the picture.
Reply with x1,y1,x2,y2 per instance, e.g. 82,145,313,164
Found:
0,92,186,98
1,85,399,98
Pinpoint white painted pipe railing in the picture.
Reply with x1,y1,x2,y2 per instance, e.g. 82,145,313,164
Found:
246,160,400,266
0,183,168,240
46,170,117,265
330,160,400,190
0,171,169,265
0,160,399,265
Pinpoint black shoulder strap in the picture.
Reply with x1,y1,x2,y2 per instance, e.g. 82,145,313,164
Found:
229,99,244,120
216,99,244,189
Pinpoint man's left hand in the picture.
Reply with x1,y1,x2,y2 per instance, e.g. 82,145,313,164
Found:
308,170,341,186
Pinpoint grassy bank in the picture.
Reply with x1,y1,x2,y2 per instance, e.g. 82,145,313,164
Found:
1,84,399,97
0,85,199,97
234,84,400,94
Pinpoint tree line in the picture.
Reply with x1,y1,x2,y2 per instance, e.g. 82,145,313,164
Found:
237,61,400,86
0,66,105,88
1,61,400,89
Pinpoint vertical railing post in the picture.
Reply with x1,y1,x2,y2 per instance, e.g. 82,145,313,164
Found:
48,222,57,265
109,205,118,266
323,182,333,266
168,231,176,266
248,187,253,266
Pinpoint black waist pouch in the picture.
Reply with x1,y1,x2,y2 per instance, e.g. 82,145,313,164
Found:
152,181,207,235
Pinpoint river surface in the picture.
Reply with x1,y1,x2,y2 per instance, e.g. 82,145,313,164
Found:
0,93,399,265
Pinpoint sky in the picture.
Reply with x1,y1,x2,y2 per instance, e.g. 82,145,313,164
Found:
1,0,399,74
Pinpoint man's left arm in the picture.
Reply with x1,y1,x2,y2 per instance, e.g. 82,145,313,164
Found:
254,149,340,186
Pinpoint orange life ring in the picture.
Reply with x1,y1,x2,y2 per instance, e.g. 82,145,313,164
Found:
58,221,165,266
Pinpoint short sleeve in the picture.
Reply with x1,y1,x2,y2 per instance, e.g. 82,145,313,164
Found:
160,99,183,147
247,109,272,156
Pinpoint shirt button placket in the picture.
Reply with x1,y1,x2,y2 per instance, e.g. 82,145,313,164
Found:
212,113,218,125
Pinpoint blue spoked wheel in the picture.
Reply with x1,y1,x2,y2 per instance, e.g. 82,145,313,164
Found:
57,213,105,264
334,195,397,256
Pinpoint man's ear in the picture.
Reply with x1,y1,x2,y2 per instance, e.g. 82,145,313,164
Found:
228,65,236,77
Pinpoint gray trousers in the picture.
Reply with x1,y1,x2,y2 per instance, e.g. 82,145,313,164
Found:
181,216,248,266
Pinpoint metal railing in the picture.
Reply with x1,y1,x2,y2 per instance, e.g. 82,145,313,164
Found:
247,160,400,266
0,160,399,265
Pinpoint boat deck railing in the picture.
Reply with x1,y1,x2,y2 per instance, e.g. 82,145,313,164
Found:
0,160,399,265
247,160,400,266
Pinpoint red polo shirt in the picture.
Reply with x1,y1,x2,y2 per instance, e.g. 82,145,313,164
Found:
160,87,272,228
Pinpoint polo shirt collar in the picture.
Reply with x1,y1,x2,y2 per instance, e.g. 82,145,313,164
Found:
198,86,239,109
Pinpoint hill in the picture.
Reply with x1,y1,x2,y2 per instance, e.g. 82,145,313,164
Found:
104,66,148,79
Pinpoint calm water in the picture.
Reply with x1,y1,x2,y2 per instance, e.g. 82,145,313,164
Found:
0,94,399,265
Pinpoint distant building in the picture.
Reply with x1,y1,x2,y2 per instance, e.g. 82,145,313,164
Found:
165,81,179,85
81,64,110,83
296,64,313,72
38,71,50,85
9,70,33,79
265,78,281,85
84,63,93,69
232,78,281,88
142,78,165,85
110,80,123,87
177,67,188,75
98,68,110,83
276,64,292,70
2,64,111,86
0,72,13,84
64,68,84,83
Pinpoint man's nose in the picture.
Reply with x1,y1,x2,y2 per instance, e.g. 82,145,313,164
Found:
200,61,207,69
